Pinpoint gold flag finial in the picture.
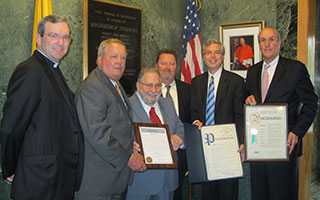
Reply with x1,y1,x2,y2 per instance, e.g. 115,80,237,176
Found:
196,0,201,11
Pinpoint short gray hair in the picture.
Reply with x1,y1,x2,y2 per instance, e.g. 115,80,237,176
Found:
97,38,126,57
203,38,225,55
137,67,160,83
38,14,69,37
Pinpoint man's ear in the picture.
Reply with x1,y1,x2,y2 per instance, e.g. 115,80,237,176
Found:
96,55,102,67
136,81,140,92
36,33,42,47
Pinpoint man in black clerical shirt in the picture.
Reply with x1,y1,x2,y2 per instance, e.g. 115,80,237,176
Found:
0,14,83,200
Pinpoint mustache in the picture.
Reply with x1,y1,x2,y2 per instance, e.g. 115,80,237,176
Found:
162,68,172,73
147,91,161,96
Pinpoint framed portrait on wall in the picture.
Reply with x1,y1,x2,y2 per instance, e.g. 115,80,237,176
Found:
220,20,264,78
83,0,142,95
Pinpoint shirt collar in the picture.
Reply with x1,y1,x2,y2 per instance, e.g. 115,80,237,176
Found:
263,55,279,69
161,80,176,89
208,67,222,79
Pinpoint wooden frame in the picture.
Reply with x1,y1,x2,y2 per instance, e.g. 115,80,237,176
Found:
219,20,264,78
133,122,178,169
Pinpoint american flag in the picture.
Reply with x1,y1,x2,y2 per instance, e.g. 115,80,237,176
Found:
181,0,204,84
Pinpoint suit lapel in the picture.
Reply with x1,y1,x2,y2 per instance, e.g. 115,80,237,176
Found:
265,57,286,102
201,73,209,115
255,62,263,103
175,79,183,114
55,68,75,113
96,68,130,113
215,69,227,108
131,93,151,123
158,98,168,124
35,51,76,118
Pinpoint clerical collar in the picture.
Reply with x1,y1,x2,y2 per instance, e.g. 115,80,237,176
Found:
36,49,59,68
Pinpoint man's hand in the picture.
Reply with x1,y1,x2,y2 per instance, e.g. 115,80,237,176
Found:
245,95,257,105
171,135,183,151
128,153,146,172
287,132,298,155
238,144,245,162
193,121,203,130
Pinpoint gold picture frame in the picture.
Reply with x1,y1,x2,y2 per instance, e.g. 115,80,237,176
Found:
220,20,264,78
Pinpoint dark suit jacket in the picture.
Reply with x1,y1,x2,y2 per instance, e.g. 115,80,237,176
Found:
75,67,134,197
175,79,191,123
0,50,83,200
246,56,318,157
190,69,245,144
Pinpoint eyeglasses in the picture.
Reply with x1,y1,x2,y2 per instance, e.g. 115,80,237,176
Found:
45,33,71,42
140,82,162,89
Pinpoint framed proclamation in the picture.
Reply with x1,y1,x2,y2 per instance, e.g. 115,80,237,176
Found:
83,0,142,95
133,123,178,169
184,123,243,183
245,104,289,161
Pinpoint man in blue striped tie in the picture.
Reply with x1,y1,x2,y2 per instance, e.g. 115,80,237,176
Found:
190,38,246,200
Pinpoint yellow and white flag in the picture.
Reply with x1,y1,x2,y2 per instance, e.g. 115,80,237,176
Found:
31,0,52,54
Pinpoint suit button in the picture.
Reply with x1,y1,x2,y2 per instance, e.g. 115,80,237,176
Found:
74,152,79,156
74,130,78,134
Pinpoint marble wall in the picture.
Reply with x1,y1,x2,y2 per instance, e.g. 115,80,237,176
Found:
1,0,319,200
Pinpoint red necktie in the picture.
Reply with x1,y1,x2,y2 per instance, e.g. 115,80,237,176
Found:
149,107,162,124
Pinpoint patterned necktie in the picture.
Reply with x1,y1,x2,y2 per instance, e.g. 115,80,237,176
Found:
261,64,270,103
206,76,215,125
165,85,172,99
115,82,123,99
149,107,162,124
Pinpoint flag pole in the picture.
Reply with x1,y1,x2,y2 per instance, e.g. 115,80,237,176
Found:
31,0,52,54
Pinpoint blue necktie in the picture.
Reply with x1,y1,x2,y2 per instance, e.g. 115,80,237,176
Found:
206,76,215,125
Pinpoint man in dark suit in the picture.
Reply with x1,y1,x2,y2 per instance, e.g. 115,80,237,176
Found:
74,38,146,200
245,27,318,200
155,48,190,200
0,14,83,200
126,67,184,200
190,38,245,200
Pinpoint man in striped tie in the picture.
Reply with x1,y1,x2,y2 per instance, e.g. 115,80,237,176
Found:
190,38,246,200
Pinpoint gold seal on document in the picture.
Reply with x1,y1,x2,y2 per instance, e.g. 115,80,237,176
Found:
146,157,153,163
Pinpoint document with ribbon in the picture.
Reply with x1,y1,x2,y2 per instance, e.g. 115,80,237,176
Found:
245,104,288,161
184,123,243,183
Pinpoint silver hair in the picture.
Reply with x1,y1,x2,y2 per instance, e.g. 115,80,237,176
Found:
97,38,126,56
137,67,160,83
203,38,225,55
38,14,69,37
